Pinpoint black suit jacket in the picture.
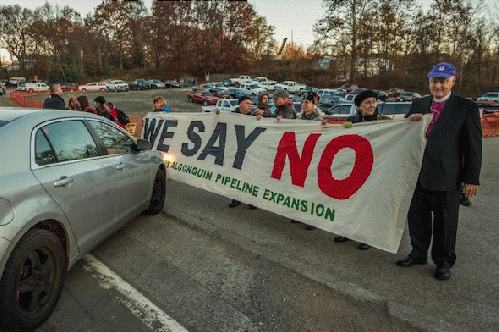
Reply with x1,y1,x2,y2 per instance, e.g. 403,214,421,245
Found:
407,93,482,191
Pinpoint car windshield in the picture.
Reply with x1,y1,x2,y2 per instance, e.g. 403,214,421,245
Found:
329,105,353,115
0,120,9,128
229,100,239,106
249,84,259,89
202,92,213,96
380,103,411,115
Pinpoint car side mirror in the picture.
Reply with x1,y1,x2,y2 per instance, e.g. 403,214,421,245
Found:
136,138,152,151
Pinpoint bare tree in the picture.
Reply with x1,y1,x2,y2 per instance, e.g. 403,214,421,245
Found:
0,5,36,75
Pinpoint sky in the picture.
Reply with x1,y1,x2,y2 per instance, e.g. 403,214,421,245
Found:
1,0,498,56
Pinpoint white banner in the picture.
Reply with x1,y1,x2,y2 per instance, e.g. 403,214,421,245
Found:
142,112,429,253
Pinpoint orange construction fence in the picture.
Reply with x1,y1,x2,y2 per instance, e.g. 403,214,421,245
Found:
482,112,499,138
9,90,44,108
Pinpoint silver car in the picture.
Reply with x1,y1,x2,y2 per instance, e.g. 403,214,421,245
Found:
0,108,166,329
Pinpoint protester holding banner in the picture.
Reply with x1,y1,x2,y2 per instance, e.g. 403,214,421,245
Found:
300,92,323,121
253,92,273,118
397,62,482,281
333,90,380,250
229,96,258,209
274,89,297,120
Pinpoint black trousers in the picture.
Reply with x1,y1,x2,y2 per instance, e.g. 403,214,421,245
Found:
407,180,460,268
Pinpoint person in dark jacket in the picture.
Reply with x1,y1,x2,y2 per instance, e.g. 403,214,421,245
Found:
43,84,65,110
396,62,482,280
333,90,379,250
94,96,115,122
228,96,258,209
273,89,296,120
253,92,273,118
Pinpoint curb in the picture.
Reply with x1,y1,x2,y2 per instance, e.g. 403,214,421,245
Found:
165,207,466,332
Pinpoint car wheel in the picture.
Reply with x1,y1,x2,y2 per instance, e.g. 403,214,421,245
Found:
189,97,193,103
0,229,66,330
203,100,208,106
82,88,87,92
143,169,166,215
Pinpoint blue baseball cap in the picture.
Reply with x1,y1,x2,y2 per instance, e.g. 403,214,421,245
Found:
428,62,456,78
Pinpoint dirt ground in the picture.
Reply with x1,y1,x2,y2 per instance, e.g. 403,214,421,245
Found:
26,87,203,115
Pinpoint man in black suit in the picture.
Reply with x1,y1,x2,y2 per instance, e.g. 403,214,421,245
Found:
396,62,482,280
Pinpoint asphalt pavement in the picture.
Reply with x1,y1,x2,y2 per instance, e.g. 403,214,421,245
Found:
163,136,499,332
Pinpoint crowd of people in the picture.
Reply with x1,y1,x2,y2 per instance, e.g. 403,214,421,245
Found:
42,61,482,281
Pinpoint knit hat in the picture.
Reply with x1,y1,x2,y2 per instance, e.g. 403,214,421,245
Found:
238,95,251,105
354,90,377,106
94,96,105,104
274,89,289,99
302,92,315,102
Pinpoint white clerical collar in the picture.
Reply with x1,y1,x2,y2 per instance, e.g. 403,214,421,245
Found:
433,92,451,103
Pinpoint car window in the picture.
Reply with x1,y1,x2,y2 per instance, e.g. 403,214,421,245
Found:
36,120,99,164
88,120,135,155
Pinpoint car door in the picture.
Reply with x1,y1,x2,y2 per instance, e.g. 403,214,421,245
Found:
31,119,119,250
86,120,154,222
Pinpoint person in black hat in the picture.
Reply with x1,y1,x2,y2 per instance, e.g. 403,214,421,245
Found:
94,96,114,121
396,62,482,280
333,89,379,250
300,92,323,121
228,95,258,209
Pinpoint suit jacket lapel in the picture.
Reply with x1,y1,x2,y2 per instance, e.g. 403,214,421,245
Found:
427,93,455,139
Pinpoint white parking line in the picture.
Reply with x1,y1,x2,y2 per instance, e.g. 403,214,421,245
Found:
83,254,189,332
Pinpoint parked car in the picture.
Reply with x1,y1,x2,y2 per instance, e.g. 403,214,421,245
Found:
78,82,107,92
129,79,150,90
324,103,357,120
396,92,421,102
209,87,231,99
186,90,219,105
317,89,340,97
239,83,266,95
60,83,79,92
9,76,26,87
476,101,499,114
476,92,499,103
258,82,277,92
25,82,49,93
339,83,358,93
106,80,129,92
202,98,240,112
229,75,252,85
377,101,412,119
318,95,348,111
165,80,181,88
16,84,27,91
387,88,405,98
373,90,388,101
225,88,246,100
274,81,306,94
298,87,318,96
148,79,165,89
0,108,166,330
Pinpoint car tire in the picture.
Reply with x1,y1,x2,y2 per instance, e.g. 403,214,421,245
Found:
203,100,208,106
0,229,67,330
143,169,166,215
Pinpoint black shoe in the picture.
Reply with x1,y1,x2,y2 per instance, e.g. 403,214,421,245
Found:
334,236,350,243
306,225,317,230
229,199,241,208
248,204,257,210
460,197,472,207
358,243,371,250
434,266,451,280
289,219,300,223
396,256,427,267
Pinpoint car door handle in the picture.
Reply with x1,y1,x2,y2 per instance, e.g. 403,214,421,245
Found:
116,163,126,170
54,176,73,187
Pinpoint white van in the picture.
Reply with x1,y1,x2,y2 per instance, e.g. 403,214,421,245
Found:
25,82,49,93
9,77,26,87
